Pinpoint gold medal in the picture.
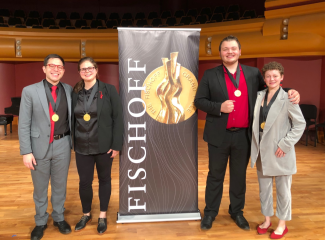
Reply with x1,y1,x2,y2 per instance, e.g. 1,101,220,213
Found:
83,113,91,121
234,89,241,97
260,122,266,129
140,52,198,124
52,113,59,122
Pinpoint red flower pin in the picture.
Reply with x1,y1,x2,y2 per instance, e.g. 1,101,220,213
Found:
99,91,103,99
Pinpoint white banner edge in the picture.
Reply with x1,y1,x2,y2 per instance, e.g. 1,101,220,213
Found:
117,27,201,31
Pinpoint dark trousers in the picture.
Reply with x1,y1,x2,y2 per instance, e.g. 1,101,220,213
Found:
75,152,113,213
204,128,251,218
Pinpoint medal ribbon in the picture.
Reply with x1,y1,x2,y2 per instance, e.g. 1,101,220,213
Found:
261,87,281,130
84,81,98,116
45,82,61,115
224,63,241,89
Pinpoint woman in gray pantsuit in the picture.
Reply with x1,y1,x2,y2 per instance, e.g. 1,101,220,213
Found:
250,62,305,239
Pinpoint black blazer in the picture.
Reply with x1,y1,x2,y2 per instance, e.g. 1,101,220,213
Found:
194,64,265,147
72,80,124,152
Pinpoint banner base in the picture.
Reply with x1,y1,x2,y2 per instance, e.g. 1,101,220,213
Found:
116,211,201,223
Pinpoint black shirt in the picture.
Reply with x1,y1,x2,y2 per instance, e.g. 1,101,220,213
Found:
259,106,264,132
44,80,69,135
74,83,100,155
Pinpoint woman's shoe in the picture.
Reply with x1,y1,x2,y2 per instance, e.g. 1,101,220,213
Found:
97,218,107,234
257,222,272,234
75,215,92,231
270,226,288,239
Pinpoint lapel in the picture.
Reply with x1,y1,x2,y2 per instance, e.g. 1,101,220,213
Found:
215,65,229,99
262,88,285,135
61,82,72,130
36,80,50,123
253,90,266,143
241,64,254,110
97,80,106,120
61,83,71,118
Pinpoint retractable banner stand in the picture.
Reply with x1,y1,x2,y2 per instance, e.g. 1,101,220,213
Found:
117,28,201,223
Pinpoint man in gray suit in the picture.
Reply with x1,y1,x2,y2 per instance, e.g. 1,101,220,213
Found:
18,54,72,240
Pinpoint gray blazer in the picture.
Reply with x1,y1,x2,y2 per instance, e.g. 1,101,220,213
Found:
250,87,306,176
18,80,73,159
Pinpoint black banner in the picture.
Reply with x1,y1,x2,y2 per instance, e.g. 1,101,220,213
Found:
118,28,200,219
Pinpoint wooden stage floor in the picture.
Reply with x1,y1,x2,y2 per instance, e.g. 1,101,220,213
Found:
0,125,324,240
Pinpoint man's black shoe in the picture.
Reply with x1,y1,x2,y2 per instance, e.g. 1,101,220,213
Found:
97,218,107,234
53,220,72,234
31,224,47,240
231,215,250,230
75,215,92,231
200,215,215,230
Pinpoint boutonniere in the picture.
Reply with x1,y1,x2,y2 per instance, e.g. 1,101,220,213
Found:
99,91,103,99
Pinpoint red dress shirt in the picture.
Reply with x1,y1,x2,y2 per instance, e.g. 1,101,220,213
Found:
223,65,249,129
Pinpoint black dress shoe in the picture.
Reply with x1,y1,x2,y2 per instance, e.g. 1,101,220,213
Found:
201,215,215,230
75,215,92,231
53,220,72,234
231,214,250,230
31,224,47,240
97,218,107,234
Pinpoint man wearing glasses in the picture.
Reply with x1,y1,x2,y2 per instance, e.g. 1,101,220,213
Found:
18,54,73,240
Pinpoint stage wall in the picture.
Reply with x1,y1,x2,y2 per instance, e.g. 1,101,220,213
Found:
0,57,323,123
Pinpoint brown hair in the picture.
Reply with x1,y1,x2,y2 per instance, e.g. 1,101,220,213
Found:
262,61,284,77
219,35,241,51
73,57,99,93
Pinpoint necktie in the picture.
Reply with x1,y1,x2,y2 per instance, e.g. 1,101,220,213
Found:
49,85,57,143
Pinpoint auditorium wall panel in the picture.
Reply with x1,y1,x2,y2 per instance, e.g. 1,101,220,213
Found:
98,63,119,92
320,56,325,123
262,57,322,115
0,63,16,114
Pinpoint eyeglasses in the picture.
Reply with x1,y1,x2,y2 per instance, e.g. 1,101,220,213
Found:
47,64,64,71
80,67,96,73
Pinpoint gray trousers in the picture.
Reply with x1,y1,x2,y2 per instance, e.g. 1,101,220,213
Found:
30,135,71,226
256,157,292,221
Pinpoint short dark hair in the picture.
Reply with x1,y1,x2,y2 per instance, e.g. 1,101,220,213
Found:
44,54,65,66
219,35,241,51
262,61,284,77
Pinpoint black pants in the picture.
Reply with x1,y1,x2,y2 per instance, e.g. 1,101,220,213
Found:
204,128,251,218
75,152,113,213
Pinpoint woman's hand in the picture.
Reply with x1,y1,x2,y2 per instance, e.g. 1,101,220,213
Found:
275,147,286,158
107,149,119,158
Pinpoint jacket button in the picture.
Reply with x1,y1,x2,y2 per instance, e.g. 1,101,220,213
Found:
47,135,49,137
48,124,50,127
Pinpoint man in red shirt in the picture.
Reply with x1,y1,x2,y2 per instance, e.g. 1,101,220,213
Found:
194,36,300,231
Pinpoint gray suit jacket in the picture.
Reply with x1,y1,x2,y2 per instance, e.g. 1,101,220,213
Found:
250,87,306,176
18,80,73,159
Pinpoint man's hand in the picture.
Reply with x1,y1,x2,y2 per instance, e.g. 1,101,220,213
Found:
107,149,119,158
221,100,235,113
288,89,300,104
275,147,286,158
23,153,37,170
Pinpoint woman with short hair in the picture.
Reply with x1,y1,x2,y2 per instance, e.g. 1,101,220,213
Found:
251,62,305,239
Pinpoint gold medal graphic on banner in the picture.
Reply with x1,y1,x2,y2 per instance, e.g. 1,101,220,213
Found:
141,52,198,124
260,122,266,129
83,113,91,122
52,113,59,122
234,89,241,97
